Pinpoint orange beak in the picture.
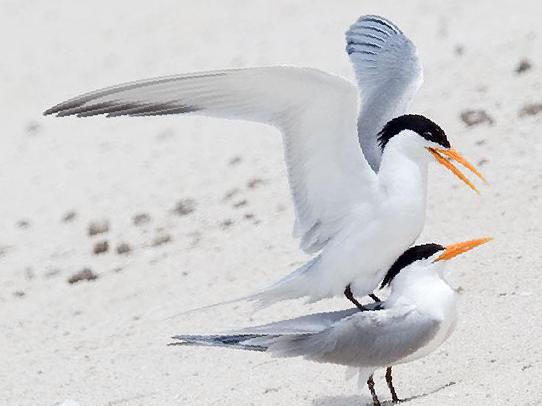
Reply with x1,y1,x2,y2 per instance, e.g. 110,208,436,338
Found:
435,237,492,262
427,147,487,193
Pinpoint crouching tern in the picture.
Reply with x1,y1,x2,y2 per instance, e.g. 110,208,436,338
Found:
171,237,491,405
44,15,485,310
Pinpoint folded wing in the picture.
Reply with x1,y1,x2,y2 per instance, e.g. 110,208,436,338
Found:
264,306,438,367
171,306,439,368
170,308,359,351
228,308,359,335
45,67,377,253
346,15,423,171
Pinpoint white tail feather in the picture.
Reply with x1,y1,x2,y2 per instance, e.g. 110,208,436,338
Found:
165,258,319,320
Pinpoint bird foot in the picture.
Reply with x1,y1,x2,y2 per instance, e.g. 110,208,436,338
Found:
344,285,367,311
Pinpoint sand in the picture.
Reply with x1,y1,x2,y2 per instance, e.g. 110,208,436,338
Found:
2,0,542,404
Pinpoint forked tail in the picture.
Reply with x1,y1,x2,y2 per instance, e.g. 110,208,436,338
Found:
169,333,271,352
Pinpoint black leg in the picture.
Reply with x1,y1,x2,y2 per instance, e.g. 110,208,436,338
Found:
344,285,366,311
367,375,381,406
369,293,381,302
385,367,400,403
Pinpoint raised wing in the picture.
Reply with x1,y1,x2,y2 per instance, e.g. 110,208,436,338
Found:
264,306,439,367
346,15,423,171
45,67,377,253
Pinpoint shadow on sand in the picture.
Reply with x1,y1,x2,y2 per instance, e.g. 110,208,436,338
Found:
313,381,456,406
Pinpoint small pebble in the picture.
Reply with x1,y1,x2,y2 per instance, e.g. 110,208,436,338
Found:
62,211,77,223
233,200,248,209
172,199,196,216
88,220,110,236
515,59,532,74
116,242,132,255
460,110,494,127
220,219,234,229
152,234,172,246
67,268,98,284
13,290,25,298
26,121,40,136
133,213,151,226
247,178,265,189
223,188,241,201
519,103,542,117
229,156,242,166
93,240,109,255
16,219,31,228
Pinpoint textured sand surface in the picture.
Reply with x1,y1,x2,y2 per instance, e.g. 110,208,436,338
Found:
2,0,542,405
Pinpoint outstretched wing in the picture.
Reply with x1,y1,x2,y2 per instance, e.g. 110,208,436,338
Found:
45,67,377,253
346,15,423,171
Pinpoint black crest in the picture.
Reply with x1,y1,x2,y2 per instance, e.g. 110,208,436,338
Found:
377,114,450,150
380,243,445,288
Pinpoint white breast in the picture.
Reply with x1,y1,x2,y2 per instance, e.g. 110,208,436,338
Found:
399,280,458,364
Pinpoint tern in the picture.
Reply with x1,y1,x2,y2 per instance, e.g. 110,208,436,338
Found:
171,237,491,405
44,15,485,310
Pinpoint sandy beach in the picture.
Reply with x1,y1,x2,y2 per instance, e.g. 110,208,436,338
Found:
2,0,542,404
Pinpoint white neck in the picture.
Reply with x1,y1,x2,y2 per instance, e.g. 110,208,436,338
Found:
377,132,430,204
387,264,457,321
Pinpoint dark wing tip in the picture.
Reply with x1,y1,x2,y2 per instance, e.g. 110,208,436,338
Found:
345,15,404,59
44,103,83,117
167,342,184,346
43,101,201,118
43,104,68,116
355,15,402,34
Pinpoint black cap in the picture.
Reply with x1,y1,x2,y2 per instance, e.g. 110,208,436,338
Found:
380,243,445,288
377,114,450,151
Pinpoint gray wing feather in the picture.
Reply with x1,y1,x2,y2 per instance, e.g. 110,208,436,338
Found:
230,308,360,335
170,334,269,352
171,306,438,369
45,67,378,254
265,306,439,368
346,15,423,171
171,308,359,351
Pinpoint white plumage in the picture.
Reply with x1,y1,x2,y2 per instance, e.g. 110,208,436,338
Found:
172,238,491,403
45,15,483,309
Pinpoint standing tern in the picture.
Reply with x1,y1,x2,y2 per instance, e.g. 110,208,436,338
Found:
171,237,491,405
43,15,485,309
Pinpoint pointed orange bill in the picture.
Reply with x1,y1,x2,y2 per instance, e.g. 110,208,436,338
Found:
435,237,492,262
437,148,487,183
427,147,485,193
